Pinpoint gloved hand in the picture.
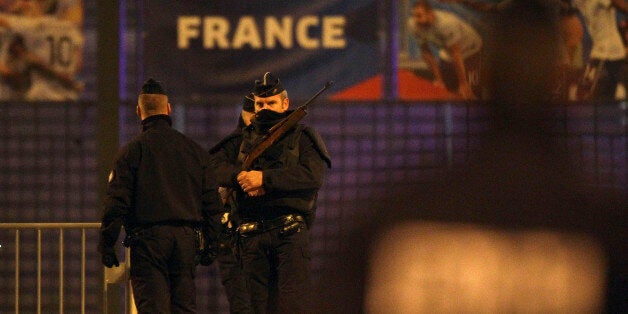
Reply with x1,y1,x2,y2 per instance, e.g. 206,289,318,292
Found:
198,246,218,266
101,246,119,268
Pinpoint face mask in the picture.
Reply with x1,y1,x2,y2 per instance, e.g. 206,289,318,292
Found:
253,109,288,132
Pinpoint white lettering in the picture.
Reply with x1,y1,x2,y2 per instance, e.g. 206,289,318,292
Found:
265,16,293,49
177,15,346,50
232,16,262,49
296,16,319,49
177,16,201,49
322,16,346,48
203,16,230,49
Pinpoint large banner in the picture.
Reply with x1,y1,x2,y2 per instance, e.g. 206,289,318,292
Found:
396,0,487,101
397,0,628,102
0,0,84,102
143,0,380,103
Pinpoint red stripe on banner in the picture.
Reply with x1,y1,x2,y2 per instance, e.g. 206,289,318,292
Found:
330,69,458,101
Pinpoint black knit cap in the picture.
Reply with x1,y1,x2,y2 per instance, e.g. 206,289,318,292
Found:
253,72,284,97
140,78,166,95
242,93,255,113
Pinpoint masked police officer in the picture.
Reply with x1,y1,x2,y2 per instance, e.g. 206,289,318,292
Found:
211,73,331,313
98,78,221,313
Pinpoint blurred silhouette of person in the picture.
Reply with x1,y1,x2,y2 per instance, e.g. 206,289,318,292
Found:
0,34,32,99
556,0,585,101
442,0,584,100
573,0,628,100
314,1,626,312
409,0,483,100
0,0,84,101
0,33,82,100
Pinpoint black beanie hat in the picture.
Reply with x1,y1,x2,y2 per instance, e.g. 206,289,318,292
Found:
253,72,284,97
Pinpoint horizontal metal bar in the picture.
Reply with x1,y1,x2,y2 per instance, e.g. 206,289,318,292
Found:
0,223,101,229
15,230,19,314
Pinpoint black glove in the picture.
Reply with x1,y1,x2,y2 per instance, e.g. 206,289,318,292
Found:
198,246,218,266
101,246,119,268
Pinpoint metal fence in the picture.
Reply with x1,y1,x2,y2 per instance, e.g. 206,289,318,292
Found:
0,223,138,314
0,223,101,313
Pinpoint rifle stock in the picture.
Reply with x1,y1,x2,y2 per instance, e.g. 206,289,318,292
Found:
242,108,306,169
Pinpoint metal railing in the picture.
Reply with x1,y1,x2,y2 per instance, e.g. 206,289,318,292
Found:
0,222,135,314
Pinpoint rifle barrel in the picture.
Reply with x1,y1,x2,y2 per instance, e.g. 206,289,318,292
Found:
300,81,334,110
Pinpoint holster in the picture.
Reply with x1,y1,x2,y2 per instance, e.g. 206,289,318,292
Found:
122,234,132,248
195,228,206,253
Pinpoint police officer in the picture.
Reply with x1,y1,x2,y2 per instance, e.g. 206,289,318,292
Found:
98,78,221,313
211,72,331,313
209,93,256,314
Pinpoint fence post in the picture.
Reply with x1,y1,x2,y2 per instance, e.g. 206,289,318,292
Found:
103,247,136,314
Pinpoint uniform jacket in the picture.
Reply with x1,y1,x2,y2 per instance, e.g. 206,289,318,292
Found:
210,110,330,223
99,115,221,250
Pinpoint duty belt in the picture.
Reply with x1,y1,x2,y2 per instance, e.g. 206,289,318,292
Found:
237,214,305,236
123,220,201,247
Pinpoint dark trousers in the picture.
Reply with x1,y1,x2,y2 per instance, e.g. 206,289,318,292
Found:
129,225,198,314
592,58,627,100
240,226,311,314
218,245,254,314
441,52,482,98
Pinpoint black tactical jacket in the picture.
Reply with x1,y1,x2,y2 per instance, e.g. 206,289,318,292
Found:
100,115,221,249
210,111,331,223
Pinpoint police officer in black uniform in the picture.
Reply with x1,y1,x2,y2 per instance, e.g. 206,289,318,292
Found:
98,78,222,313
209,93,256,314
212,72,331,313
